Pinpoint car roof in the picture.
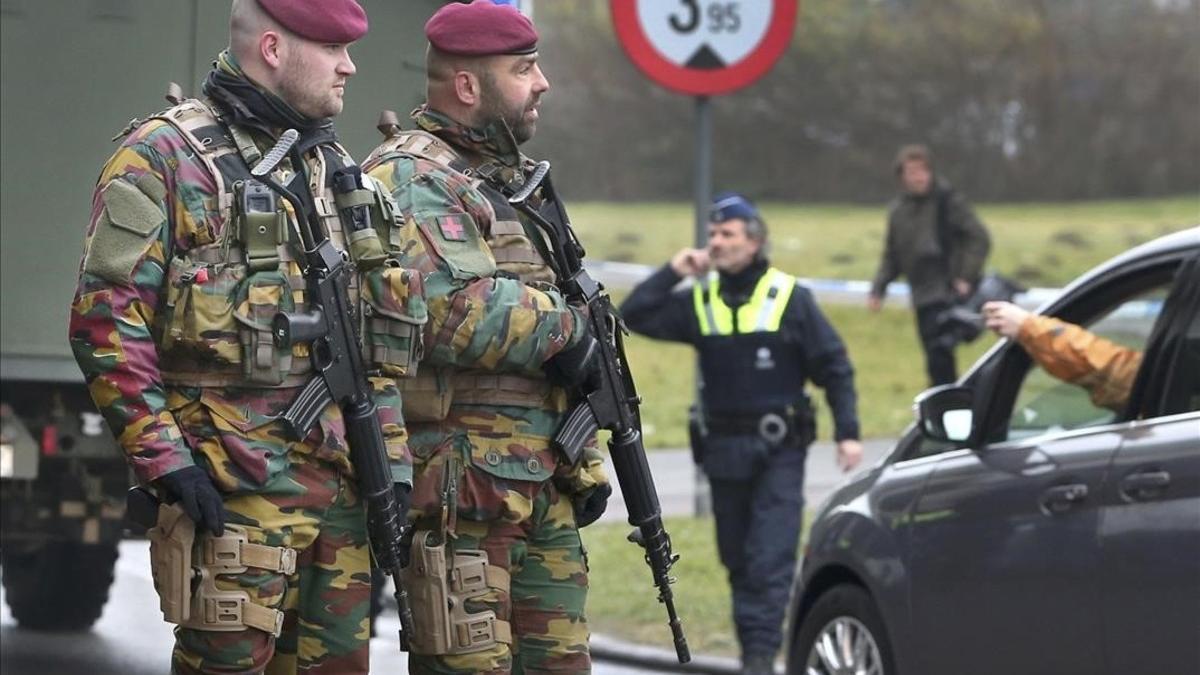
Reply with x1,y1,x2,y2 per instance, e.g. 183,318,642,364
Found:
1039,226,1199,314
959,226,1199,383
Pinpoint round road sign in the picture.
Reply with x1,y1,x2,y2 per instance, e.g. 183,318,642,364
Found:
611,0,798,96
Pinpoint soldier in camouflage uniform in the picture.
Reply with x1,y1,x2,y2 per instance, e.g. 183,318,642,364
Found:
68,1,419,673
362,2,611,673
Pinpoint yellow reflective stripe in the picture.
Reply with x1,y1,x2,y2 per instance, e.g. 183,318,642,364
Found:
762,269,796,331
693,272,731,335
693,268,795,334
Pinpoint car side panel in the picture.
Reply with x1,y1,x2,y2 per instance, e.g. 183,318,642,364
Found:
1099,412,1200,674
796,449,937,673
908,429,1120,675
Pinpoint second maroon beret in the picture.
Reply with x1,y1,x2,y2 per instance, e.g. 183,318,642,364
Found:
425,0,539,57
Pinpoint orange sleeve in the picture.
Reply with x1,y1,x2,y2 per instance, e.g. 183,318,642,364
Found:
1015,315,1143,412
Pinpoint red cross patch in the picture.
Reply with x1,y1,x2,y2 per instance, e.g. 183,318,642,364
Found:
437,214,467,241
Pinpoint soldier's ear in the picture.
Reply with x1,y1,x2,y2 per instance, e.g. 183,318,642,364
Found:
453,70,481,107
260,30,284,69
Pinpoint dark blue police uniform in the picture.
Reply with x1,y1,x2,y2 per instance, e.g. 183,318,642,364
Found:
620,255,860,664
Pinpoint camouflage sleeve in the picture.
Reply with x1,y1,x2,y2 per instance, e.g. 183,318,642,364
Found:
371,376,413,485
368,159,582,374
69,133,193,483
1016,315,1144,412
554,437,609,497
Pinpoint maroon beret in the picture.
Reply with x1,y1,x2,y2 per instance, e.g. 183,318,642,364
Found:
425,0,538,56
257,0,368,44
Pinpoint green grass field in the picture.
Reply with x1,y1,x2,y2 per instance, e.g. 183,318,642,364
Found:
581,516,741,657
578,196,1198,446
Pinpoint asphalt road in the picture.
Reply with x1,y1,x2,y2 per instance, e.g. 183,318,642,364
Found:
0,443,895,674
0,542,651,675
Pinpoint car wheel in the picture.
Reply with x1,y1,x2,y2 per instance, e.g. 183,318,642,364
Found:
1,540,119,631
789,583,894,675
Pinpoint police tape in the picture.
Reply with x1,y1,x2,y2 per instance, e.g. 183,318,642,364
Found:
585,260,1062,308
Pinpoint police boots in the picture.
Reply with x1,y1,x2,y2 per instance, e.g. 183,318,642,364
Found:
742,653,776,675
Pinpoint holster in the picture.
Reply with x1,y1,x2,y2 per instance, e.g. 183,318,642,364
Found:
147,502,195,624
146,503,297,637
401,530,512,655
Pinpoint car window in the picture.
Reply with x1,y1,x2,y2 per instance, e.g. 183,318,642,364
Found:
1005,285,1168,441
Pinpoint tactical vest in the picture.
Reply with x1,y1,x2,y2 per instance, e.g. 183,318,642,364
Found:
145,98,423,388
692,268,809,416
366,127,562,416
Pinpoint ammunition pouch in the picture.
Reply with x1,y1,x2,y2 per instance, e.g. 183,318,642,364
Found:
234,269,297,385
402,530,512,655
360,263,428,377
147,503,296,637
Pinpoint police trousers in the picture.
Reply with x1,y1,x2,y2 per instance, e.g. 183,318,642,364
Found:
703,433,807,659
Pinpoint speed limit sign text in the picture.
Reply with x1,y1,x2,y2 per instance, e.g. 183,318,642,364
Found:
612,0,798,96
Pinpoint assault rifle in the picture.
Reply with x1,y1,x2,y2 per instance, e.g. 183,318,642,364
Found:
253,130,416,651
480,161,690,664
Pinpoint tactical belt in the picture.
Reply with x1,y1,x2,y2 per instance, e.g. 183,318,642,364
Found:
705,405,814,445
397,372,556,408
160,369,313,388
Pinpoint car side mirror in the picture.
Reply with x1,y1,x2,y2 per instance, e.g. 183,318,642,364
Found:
914,384,975,443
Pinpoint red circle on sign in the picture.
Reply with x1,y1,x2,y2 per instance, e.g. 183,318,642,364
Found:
611,0,798,96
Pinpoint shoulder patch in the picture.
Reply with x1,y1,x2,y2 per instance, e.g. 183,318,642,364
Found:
83,177,166,283
101,178,164,237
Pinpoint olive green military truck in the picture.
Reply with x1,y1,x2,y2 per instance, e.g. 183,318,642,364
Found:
0,0,435,630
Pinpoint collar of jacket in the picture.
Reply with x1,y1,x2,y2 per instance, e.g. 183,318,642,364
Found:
412,105,524,170
718,257,770,303
202,50,336,154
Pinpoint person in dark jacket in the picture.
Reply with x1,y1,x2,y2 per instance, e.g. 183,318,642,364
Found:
868,144,991,385
621,192,863,675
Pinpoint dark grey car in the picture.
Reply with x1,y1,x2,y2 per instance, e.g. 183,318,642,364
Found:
785,228,1200,675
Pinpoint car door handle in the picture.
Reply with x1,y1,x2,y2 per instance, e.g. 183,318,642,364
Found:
1119,470,1171,501
1041,483,1089,514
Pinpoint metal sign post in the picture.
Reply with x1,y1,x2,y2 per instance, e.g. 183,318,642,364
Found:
612,0,798,515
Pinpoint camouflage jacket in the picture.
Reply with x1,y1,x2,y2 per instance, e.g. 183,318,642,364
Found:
70,66,411,491
363,107,607,523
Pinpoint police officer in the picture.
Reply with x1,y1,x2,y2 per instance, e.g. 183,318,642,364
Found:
621,193,863,675
69,1,413,672
362,1,610,673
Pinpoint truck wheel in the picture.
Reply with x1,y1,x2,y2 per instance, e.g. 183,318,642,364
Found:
1,541,119,631
789,583,895,675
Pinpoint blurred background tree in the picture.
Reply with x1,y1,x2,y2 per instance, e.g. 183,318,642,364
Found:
525,0,1200,203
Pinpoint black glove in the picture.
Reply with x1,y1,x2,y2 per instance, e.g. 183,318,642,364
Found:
545,331,601,388
573,483,613,528
156,465,225,536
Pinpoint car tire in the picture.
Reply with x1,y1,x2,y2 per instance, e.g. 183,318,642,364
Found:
1,541,119,631
789,583,895,675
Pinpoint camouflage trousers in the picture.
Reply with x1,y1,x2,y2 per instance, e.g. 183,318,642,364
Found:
172,453,371,675
408,483,592,675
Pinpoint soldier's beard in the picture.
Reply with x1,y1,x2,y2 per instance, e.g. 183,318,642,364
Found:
479,76,538,145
